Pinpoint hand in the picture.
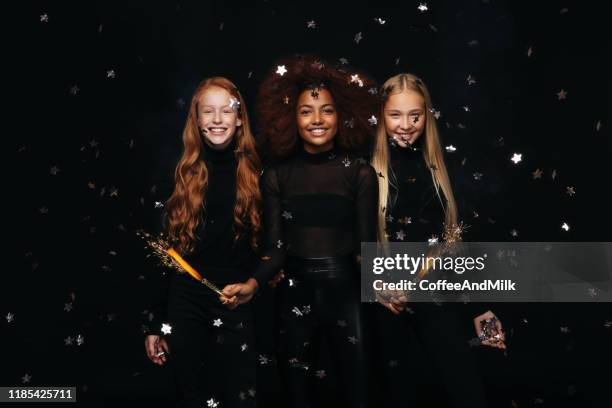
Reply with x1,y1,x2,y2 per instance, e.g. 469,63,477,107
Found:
220,278,259,309
145,335,169,365
268,270,285,288
376,289,408,315
473,310,506,350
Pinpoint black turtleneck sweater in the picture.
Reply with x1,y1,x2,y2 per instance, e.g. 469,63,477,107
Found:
252,143,379,286
182,139,257,287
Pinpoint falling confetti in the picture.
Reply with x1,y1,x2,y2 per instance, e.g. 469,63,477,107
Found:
306,20,316,29
511,153,522,164
354,32,363,44
445,145,457,153
561,222,570,231
40,14,49,23
161,323,172,335
6,312,14,323
368,115,377,126
213,318,223,327
418,3,429,13
557,89,567,100
276,65,287,76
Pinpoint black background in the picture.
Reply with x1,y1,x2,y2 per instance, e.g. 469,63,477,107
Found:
4,1,610,407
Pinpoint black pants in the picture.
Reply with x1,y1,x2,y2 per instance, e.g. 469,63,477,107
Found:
277,256,368,408
165,273,256,408
372,302,487,408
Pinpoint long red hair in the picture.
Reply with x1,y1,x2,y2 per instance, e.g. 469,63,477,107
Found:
165,77,262,255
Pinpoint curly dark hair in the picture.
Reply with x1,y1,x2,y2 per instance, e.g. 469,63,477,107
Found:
256,55,379,158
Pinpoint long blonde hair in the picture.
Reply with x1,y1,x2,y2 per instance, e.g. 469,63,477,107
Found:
165,77,262,255
371,73,458,243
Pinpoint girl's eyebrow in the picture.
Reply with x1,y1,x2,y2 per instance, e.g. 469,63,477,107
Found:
298,103,335,109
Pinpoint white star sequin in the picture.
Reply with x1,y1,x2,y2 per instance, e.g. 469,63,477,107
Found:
276,65,287,76
368,115,378,126
161,323,172,335
510,153,522,164
213,318,223,327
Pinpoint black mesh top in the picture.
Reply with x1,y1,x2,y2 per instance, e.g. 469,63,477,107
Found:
252,143,379,286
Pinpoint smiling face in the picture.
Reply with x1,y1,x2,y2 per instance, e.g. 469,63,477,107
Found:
384,89,426,148
296,88,338,153
196,86,242,150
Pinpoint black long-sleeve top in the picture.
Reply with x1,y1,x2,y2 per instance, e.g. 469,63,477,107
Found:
385,138,445,243
180,138,258,287
252,143,379,286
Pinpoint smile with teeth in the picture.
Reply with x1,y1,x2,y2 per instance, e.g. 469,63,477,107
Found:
309,128,328,136
208,127,228,135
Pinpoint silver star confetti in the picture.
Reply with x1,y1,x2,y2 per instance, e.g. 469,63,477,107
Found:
161,323,172,335
368,115,377,126
306,20,316,29
418,3,429,12
511,153,522,164
276,65,287,76
354,32,363,44
213,318,223,327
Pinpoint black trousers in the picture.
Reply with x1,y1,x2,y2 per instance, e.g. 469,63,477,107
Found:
371,302,487,408
277,256,368,408
165,273,257,408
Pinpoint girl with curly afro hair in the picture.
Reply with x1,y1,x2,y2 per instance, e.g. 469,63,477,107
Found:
250,56,379,408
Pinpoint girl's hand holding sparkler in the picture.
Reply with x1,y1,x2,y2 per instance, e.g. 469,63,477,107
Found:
145,335,169,365
220,278,259,309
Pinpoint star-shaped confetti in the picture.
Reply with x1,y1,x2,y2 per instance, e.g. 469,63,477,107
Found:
282,211,293,219
445,145,457,153
368,115,377,126
374,17,386,25
565,186,575,196
213,318,223,327
342,157,351,167
511,153,522,164
69,85,80,95
561,222,570,231
316,370,327,378
161,323,172,335
276,65,287,76
354,32,363,44
6,312,14,323
64,336,74,346
106,70,116,79
40,14,49,23
229,97,240,110
532,168,543,179
306,20,316,29
22,374,32,384
396,230,406,240
557,89,567,100
418,3,429,12
241,343,248,352
348,336,359,344
207,398,219,407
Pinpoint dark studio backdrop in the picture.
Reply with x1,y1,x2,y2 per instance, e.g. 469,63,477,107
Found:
4,0,610,407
